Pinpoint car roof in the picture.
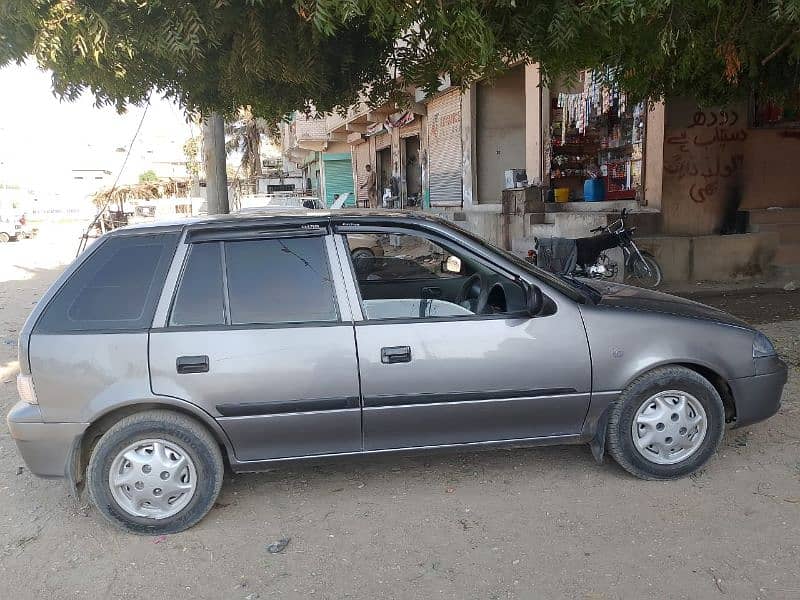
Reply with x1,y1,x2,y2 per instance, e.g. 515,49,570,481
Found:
111,209,450,235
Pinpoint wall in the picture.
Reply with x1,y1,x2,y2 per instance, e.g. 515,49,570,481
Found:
660,98,748,235
433,207,504,247
638,232,778,283
524,64,544,184
476,66,526,204
741,129,800,209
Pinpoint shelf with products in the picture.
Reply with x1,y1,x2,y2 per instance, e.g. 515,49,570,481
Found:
548,69,646,202
601,158,640,200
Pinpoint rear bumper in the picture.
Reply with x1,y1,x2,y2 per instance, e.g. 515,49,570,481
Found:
6,401,89,478
729,358,788,428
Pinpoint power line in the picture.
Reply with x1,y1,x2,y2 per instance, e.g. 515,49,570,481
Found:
76,100,151,256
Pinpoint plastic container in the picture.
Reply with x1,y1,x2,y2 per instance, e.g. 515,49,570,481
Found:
583,178,605,202
554,187,570,203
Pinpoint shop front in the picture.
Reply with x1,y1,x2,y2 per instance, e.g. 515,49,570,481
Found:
343,109,427,209
548,70,646,203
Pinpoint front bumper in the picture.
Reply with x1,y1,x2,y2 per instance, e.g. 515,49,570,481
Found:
6,401,89,478
729,357,788,428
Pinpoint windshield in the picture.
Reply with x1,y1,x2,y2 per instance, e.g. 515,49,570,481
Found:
444,221,597,302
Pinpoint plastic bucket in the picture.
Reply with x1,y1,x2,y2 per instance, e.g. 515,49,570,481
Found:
554,187,570,203
583,178,605,202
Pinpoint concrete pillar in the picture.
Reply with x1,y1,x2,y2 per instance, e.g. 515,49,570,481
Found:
461,84,477,207
203,112,229,214
644,100,665,210
524,64,544,185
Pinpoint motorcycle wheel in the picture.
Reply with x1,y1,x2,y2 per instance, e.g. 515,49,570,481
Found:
625,251,663,289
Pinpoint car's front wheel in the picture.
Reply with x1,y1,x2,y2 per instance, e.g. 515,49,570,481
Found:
606,366,725,480
86,410,224,534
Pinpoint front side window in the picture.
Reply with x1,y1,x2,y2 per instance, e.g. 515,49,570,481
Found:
35,233,179,333
224,236,338,325
344,231,527,320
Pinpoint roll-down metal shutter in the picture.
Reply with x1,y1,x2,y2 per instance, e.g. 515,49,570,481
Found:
322,153,355,207
427,89,463,207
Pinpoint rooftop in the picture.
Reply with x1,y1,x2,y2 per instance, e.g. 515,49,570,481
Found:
114,208,445,234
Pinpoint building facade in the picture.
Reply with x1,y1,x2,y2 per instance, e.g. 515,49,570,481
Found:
282,65,800,282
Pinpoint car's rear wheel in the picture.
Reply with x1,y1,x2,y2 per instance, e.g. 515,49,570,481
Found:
0,232,10,243
87,410,224,534
606,366,725,480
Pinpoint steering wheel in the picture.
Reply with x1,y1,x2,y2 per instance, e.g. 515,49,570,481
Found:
456,273,489,314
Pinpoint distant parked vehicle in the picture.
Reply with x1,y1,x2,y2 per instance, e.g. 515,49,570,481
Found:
8,211,785,534
238,193,323,211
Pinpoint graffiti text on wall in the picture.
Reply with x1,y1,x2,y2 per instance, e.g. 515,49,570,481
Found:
664,110,747,203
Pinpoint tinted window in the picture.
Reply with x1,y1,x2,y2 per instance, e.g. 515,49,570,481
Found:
35,233,179,333
224,237,337,325
170,242,225,326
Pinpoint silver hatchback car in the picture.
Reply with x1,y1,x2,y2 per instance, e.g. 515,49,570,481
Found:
8,211,786,533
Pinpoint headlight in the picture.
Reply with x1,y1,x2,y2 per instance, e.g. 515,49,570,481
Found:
753,332,776,358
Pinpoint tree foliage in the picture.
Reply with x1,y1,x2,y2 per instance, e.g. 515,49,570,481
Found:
0,0,397,119
138,169,158,183
321,0,800,107
2,1,800,121
225,107,268,179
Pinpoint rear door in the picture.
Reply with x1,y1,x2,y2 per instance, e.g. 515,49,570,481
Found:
149,229,361,461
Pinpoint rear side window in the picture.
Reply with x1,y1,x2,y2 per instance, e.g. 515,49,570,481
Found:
170,242,225,326
35,233,179,333
224,237,338,325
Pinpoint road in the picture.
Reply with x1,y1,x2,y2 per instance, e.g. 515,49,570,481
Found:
1,226,799,600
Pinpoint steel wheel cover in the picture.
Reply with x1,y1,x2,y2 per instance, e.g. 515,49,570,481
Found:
631,390,708,465
109,438,197,519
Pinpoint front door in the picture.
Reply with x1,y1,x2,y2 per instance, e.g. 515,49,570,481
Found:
337,229,592,451
150,233,361,461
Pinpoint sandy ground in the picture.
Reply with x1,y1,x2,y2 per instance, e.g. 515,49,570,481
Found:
1,225,799,600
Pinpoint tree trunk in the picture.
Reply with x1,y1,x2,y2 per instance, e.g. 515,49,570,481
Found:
203,112,229,214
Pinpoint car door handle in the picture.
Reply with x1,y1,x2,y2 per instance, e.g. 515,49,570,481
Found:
381,346,412,364
176,355,210,374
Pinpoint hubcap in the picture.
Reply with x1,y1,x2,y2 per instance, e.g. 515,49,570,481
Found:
109,438,197,519
631,390,708,465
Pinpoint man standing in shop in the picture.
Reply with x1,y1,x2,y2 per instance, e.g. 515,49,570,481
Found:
361,164,377,208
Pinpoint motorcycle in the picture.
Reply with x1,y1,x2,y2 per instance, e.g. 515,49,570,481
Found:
532,208,663,289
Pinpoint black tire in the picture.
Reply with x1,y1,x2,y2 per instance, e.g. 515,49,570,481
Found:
625,251,663,289
86,410,224,535
606,366,725,480
350,247,374,260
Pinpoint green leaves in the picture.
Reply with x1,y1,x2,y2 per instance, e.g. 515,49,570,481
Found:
2,1,799,121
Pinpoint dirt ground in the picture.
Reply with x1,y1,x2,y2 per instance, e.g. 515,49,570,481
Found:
1,225,799,600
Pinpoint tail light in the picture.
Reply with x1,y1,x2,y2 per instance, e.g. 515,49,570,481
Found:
18,214,26,226
16,373,37,405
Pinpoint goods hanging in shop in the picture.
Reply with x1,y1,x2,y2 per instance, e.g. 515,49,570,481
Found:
550,70,645,201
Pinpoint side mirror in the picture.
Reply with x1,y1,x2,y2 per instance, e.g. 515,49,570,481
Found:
526,284,544,316
442,255,462,274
